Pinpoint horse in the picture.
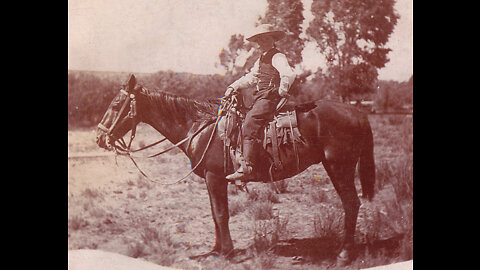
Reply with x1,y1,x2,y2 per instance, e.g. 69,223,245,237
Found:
95,74,376,264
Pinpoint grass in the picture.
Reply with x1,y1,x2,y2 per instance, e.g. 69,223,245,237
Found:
248,201,274,220
69,215,88,230
68,113,413,269
313,205,343,240
252,214,289,253
82,187,102,199
127,224,179,266
229,196,247,217
247,187,280,203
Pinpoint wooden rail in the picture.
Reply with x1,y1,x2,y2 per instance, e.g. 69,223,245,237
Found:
68,152,115,159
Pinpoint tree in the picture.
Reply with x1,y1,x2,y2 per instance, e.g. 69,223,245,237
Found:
218,0,305,77
307,0,399,101
218,34,256,79
259,0,305,67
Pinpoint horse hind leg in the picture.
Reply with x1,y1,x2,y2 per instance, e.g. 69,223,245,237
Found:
322,160,360,265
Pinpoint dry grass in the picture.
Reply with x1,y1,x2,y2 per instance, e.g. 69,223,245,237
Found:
252,214,290,254
68,114,413,269
313,205,343,240
248,201,275,220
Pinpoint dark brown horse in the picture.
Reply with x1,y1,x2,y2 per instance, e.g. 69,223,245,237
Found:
95,75,375,264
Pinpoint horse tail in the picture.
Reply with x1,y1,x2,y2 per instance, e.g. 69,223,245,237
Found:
358,120,376,201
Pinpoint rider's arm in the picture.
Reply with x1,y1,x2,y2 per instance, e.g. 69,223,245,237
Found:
272,53,296,97
227,60,260,92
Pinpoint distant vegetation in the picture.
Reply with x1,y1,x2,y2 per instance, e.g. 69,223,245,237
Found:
68,70,412,128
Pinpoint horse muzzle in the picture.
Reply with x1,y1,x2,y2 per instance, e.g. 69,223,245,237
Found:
95,128,114,150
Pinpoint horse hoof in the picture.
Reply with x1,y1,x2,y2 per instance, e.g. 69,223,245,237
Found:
187,250,220,260
336,249,350,267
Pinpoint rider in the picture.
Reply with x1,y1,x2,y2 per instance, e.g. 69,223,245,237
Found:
224,24,296,181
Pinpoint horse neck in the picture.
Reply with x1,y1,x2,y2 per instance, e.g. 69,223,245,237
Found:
136,91,211,149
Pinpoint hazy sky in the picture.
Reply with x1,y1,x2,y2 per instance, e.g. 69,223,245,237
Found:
68,0,412,81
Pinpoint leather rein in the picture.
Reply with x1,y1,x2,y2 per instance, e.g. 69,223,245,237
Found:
97,87,226,185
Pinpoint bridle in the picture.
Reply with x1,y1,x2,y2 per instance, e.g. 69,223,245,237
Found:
97,89,142,153
97,86,228,185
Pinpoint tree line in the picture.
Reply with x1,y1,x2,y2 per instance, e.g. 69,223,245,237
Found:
219,0,400,102
68,70,412,128
69,0,412,128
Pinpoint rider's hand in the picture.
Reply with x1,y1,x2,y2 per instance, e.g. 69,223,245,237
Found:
224,86,235,98
279,88,290,98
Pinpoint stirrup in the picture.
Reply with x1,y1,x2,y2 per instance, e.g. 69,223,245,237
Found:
226,166,253,181
226,171,250,181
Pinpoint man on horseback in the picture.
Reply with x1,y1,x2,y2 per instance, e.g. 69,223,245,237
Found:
224,24,296,181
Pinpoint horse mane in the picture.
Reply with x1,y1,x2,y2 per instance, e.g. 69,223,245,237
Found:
140,88,219,123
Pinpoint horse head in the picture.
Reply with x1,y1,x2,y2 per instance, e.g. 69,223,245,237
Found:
96,74,141,150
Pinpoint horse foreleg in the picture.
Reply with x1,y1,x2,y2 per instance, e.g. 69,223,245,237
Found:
208,191,222,253
205,171,234,256
322,160,360,265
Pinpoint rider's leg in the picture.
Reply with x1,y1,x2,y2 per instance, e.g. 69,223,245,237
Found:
226,98,275,181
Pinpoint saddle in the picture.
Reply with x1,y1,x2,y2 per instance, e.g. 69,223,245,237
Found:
221,105,306,181
264,111,304,171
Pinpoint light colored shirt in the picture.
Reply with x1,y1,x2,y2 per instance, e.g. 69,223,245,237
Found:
228,51,296,96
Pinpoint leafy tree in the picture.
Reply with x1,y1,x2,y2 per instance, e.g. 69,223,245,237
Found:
218,34,256,79
218,0,305,77
259,0,305,67
307,0,399,101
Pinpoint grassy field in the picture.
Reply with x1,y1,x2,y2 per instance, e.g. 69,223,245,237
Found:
67,113,413,269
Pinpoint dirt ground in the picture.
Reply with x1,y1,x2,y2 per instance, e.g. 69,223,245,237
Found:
68,115,413,269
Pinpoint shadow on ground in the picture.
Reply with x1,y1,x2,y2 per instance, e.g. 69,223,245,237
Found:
187,234,404,268
273,234,405,266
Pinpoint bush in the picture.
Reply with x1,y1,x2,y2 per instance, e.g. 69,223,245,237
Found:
271,179,288,194
313,205,343,240
247,187,280,203
69,215,88,230
252,215,289,253
129,224,179,266
375,156,413,201
248,201,274,220
229,196,248,217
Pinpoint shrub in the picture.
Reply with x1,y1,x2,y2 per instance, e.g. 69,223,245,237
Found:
271,179,288,194
127,242,147,258
375,156,413,201
252,215,289,253
82,187,101,199
69,215,88,230
131,225,178,266
248,201,274,220
263,189,280,203
247,187,280,204
229,196,247,217
389,157,413,202
309,186,329,204
313,206,343,240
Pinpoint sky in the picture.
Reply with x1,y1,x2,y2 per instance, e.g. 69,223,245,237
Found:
68,0,412,82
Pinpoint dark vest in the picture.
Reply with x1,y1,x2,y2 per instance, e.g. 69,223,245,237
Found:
254,48,281,101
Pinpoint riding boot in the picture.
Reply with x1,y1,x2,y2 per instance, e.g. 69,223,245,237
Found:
226,139,257,181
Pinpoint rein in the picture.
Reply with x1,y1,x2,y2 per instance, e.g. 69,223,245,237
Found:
99,87,229,185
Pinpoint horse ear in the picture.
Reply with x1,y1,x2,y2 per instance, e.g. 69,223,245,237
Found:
126,74,137,92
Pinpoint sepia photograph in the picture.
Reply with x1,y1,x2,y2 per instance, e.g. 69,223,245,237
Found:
68,0,413,269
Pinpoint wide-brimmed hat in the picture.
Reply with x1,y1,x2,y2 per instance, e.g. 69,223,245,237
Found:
246,24,285,42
